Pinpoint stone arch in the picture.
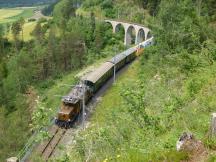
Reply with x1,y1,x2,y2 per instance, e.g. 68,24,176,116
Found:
115,23,125,33
104,21,114,34
125,25,136,46
114,23,125,43
105,21,116,33
105,21,113,29
104,19,151,46
147,31,152,39
136,28,145,44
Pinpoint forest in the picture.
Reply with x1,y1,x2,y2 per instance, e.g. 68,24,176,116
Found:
0,0,124,160
1,0,216,161
57,0,216,161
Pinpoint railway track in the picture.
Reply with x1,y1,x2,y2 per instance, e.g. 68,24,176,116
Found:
13,26,153,161
35,125,67,161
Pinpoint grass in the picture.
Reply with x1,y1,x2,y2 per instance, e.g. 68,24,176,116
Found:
0,9,23,23
22,22,37,41
0,8,34,24
76,7,105,19
7,21,37,41
27,55,119,161
0,7,36,41
55,49,216,161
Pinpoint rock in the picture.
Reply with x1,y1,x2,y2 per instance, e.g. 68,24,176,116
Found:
6,157,19,162
153,74,161,81
176,132,193,151
176,132,205,153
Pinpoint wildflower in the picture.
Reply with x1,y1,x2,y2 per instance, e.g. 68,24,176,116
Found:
117,155,121,158
103,158,108,162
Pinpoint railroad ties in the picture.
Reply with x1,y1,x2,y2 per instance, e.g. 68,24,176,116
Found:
35,125,67,161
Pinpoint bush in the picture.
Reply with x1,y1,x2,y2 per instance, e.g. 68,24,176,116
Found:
28,18,36,22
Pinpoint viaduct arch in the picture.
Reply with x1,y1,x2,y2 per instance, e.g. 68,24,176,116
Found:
105,19,151,46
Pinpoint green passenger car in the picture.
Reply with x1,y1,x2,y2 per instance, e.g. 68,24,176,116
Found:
84,62,114,93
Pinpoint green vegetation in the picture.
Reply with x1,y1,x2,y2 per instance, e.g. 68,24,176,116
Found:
53,0,216,161
0,7,35,41
0,0,125,160
0,8,34,24
0,0,56,8
7,21,37,41
1,0,216,161
77,0,160,24
0,9,23,23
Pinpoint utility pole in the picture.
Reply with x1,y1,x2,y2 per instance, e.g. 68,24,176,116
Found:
82,80,85,130
113,48,117,83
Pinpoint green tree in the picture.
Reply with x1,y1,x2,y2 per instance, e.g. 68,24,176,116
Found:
94,23,105,53
47,27,59,74
53,0,76,30
11,20,22,50
0,25,5,55
31,22,45,43
19,17,25,42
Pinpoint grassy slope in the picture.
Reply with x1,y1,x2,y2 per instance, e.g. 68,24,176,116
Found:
0,9,23,23
7,21,37,41
0,8,34,24
0,55,114,161
0,7,36,41
76,0,150,25
63,50,216,161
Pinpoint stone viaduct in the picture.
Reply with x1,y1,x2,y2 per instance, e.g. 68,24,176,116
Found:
105,19,151,46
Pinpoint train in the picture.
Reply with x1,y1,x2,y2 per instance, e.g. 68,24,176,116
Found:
55,37,154,128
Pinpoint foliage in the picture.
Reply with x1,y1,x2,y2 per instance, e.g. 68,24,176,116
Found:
81,0,149,23
59,0,216,161
121,82,160,130
1,0,216,160
42,0,60,16
0,0,125,159
0,94,31,161
0,8,34,24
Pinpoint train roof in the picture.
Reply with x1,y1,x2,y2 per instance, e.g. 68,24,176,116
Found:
108,52,127,64
84,62,114,84
123,46,137,56
62,84,84,104
140,37,154,47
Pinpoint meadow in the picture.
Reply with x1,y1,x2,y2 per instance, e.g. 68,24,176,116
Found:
0,7,37,41
64,50,216,161
0,8,34,24
7,21,36,41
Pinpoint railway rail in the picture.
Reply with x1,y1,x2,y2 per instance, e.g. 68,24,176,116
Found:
14,37,153,162
35,125,67,161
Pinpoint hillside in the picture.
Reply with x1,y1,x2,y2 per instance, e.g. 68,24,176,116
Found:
0,0,57,7
63,46,216,161
52,0,216,161
0,0,125,161
1,0,216,161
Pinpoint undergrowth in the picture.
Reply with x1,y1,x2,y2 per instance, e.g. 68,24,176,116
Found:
55,46,216,161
